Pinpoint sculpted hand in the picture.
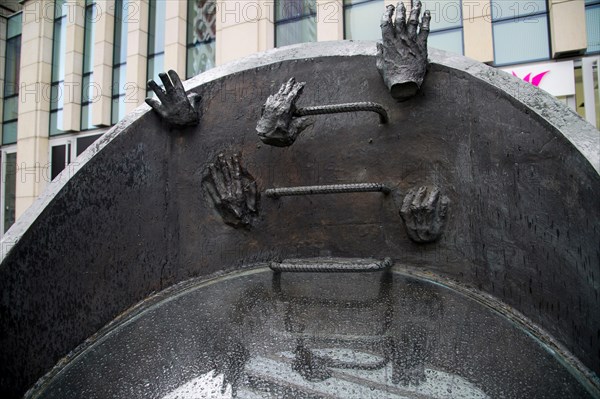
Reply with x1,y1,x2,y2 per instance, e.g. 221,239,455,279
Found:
400,186,449,243
202,153,259,228
256,77,311,147
377,1,430,100
145,70,201,128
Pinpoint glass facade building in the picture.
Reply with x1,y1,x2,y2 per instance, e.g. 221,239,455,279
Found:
275,0,317,47
0,0,598,237
187,0,216,79
491,0,550,65
50,0,67,135
2,12,20,145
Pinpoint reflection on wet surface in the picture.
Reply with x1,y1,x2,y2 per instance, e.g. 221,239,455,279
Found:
30,266,593,398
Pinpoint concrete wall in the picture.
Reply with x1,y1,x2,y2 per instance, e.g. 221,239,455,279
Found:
549,0,587,57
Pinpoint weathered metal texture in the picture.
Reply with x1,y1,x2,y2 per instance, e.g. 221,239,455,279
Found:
265,183,391,198
377,1,431,100
256,77,311,147
269,257,393,272
201,153,259,228
294,101,389,124
0,41,598,398
400,185,450,243
146,70,202,128
255,77,388,147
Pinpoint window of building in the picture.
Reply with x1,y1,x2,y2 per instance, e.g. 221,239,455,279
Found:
1,150,17,234
81,0,97,130
2,12,21,145
147,0,166,96
50,140,72,181
491,0,550,66
49,132,102,180
112,0,128,125
275,0,317,47
343,1,463,54
426,0,463,55
343,0,383,40
186,0,216,79
50,0,68,135
586,0,600,54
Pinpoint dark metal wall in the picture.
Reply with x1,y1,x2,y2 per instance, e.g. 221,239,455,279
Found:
0,42,598,397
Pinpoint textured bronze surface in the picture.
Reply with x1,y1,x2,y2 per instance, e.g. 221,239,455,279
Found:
295,102,389,124
400,186,449,243
269,257,393,272
201,153,259,228
0,42,598,398
257,78,388,147
146,70,201,128
265,183,391,198
377,1,431,100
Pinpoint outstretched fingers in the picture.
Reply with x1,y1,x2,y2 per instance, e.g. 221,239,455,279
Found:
168,69,186,94
407,0,422,39
145,97,163,114
395,2,407,36
245,180,258,212
209,162,228,198
232,153,243,198
381,4,396,44
418,10,431,48
286,80,305,103
425,186,440,210
204,180,222,207
401,188,416,215
147,79,168,103
159,72,175,95
411,186,427,208
280,77,296,96
218,153,233,189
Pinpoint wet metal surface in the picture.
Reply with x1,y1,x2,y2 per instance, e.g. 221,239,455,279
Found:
1,42,598,397
29,267,593,399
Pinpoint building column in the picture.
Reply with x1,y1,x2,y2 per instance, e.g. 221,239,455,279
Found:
125,0,149,114
316,0,343,42
164,0,186,77
15,0,54,217
462,0,493,63
63,0,85,132
0,16,6,141
92,0,114,127
215,0,274,66
549,0,587,57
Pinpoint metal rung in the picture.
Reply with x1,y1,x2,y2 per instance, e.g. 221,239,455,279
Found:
270,257,392,273
265,183,391,198
294,102,389,124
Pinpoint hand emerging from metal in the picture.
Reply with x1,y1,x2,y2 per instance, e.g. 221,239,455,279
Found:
376,1,431,101
202,153,259,228
255,77,312,147
400,186,449,243
145,70,201,128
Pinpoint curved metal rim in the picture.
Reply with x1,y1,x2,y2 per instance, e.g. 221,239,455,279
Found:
23,262,600,398
2,41,597,259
